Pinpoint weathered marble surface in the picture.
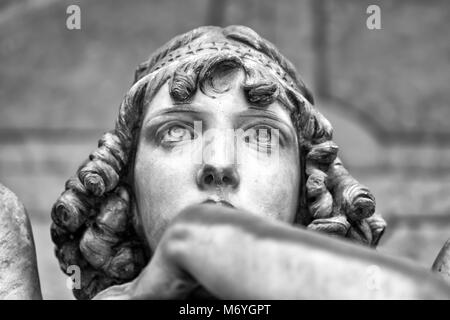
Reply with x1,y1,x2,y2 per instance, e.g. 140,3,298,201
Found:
0,183,41,299
433,239,450,281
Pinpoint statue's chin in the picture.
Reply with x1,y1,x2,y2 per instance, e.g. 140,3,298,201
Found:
187,285,218,300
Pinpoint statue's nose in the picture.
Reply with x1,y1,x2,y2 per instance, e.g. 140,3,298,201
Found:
196,164,240,190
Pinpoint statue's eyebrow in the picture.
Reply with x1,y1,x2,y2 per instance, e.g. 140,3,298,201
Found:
145,104,204,122
238,107,297,139
159,103,204,115
243,106,280,117
239,107,289,125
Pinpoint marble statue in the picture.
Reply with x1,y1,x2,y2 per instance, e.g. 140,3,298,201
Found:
2,25,450,300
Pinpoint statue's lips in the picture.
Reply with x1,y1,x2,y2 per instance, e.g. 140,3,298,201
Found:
202,199,235,208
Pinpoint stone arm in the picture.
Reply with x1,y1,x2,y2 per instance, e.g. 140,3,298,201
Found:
0,183,42,299
94,204,450,300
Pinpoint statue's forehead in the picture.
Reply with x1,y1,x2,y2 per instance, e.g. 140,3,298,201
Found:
143,80,294,128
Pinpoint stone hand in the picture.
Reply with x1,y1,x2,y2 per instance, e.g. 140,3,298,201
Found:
94,204,450,299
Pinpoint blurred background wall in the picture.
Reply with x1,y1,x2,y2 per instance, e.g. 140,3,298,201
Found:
1,0,450,299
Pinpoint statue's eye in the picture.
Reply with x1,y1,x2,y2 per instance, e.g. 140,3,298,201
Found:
161,124,194,144
244,126,278,151
255,128,271,144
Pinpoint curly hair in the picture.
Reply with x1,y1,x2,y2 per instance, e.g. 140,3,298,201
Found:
50,25,386,299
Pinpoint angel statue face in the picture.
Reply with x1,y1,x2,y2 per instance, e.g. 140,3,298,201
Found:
134,69,301,250
50,25,386,299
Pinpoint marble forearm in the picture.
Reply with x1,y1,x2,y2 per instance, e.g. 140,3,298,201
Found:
96,204,450,299
0,183,42,299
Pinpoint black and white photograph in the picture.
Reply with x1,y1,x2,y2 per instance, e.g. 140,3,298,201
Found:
1,0,450,307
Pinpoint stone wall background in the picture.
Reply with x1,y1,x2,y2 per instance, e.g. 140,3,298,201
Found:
1,0,449,299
